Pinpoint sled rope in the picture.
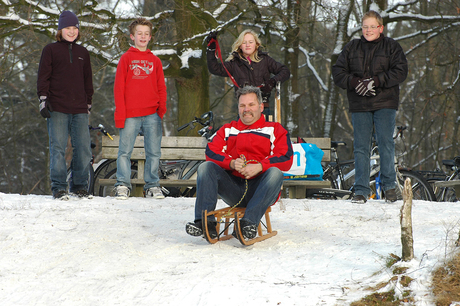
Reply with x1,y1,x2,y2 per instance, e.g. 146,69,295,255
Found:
208,38,240,88
221,155,259,218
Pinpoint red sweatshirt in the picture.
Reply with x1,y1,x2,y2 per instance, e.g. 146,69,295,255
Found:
206,116,293,179
114,47,167,128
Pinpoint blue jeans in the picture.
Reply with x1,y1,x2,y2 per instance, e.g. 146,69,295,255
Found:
352,109,396,197
116,113,162,190
47,111,91,193
194,161,283,225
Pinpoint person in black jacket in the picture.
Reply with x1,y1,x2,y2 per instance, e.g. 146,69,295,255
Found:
206,29,290,119
37,11,94,200
332,10,408,204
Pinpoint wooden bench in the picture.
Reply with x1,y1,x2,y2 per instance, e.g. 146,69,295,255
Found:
99,136,331,198
99,136,207,196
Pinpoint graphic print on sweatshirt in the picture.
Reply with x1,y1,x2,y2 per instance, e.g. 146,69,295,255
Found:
129,59,154,79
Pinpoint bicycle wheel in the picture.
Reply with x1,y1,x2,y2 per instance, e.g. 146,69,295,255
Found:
98,166,138,197
92,159,117,194
396,169,436,201
66,164,95,194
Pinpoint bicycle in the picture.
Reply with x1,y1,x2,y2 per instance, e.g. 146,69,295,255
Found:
97,111,217,197
306,126,436,201
66,124,113,195
422,157,460,202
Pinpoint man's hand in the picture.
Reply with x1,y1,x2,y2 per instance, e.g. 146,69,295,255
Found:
355,78,376,96
233,157,262,179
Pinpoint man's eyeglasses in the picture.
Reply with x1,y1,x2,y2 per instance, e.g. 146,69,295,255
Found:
362,25,381,30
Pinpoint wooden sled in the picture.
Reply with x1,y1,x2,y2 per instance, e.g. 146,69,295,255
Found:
202,206,277,246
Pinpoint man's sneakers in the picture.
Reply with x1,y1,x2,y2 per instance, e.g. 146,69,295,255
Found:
351,194,367,204
384,189,397,202
115,186,130,200
239,219,257,239
144,186,165,199
186,220,218,239
53,190,69,201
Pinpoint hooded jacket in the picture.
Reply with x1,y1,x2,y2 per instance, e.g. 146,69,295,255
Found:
37,40,93,114
205,116,293,179
114,47,167,128
207,49,290,99
332,34,408,112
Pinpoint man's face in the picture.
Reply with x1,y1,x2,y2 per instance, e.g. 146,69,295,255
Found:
238,93,263,125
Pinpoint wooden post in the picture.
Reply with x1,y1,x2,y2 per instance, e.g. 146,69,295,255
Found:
400,177,414,261
274,82,281,123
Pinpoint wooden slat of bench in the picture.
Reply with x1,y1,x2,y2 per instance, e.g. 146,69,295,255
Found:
102,136,207,160
99,178,329,188
434,180,460,188
98,178,198,187
102,136,207,148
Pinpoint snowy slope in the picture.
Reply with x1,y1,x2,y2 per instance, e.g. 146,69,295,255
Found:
0,193,458,305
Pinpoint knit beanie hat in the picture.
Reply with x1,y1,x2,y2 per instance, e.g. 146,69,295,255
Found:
58,11,79,30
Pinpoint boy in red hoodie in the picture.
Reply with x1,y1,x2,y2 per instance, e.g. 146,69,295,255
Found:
113,18,167,200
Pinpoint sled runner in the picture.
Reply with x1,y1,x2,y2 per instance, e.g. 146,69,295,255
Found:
202,206,277,246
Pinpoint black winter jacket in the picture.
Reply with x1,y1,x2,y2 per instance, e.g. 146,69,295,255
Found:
37,40,93,114
332,34,408,112
207,49,290,99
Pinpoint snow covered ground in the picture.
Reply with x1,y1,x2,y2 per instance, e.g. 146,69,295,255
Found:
0,192,458,305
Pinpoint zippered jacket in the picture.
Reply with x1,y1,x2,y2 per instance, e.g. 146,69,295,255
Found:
332,34,408,112
205,116,293,179
114,47,167,128
37,40,93,114
207,49,290,99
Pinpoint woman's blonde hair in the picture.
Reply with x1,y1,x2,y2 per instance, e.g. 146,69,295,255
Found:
226,29,263,62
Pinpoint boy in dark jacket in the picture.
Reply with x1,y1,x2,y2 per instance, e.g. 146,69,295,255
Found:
332,10,408,204
186,86,293,240
37,11,94,200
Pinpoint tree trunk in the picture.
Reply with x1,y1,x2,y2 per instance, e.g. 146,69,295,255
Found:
400,178,414,261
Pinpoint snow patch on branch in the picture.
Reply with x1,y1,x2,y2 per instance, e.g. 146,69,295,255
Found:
299,46,328,91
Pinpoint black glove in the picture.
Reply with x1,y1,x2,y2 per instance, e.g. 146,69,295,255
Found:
261,79,276,94
355,78,376,96
206,31,217,50
39,97,53,118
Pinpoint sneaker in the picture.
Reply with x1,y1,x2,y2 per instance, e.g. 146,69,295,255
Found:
385,189,397,202
115,186,130,200
185,220,217,239
144,186,165,199
53,190,69,201
240,219,257,239
351,194,367,204
72,189,93,199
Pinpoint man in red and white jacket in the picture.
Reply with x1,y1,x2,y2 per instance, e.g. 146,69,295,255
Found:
186,86,293,240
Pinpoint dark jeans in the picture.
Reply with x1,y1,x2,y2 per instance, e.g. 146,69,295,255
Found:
352,109,396,197
47,111,91,193
194,161,283,225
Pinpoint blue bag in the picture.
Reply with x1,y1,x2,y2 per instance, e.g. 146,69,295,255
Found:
283,143,324,180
